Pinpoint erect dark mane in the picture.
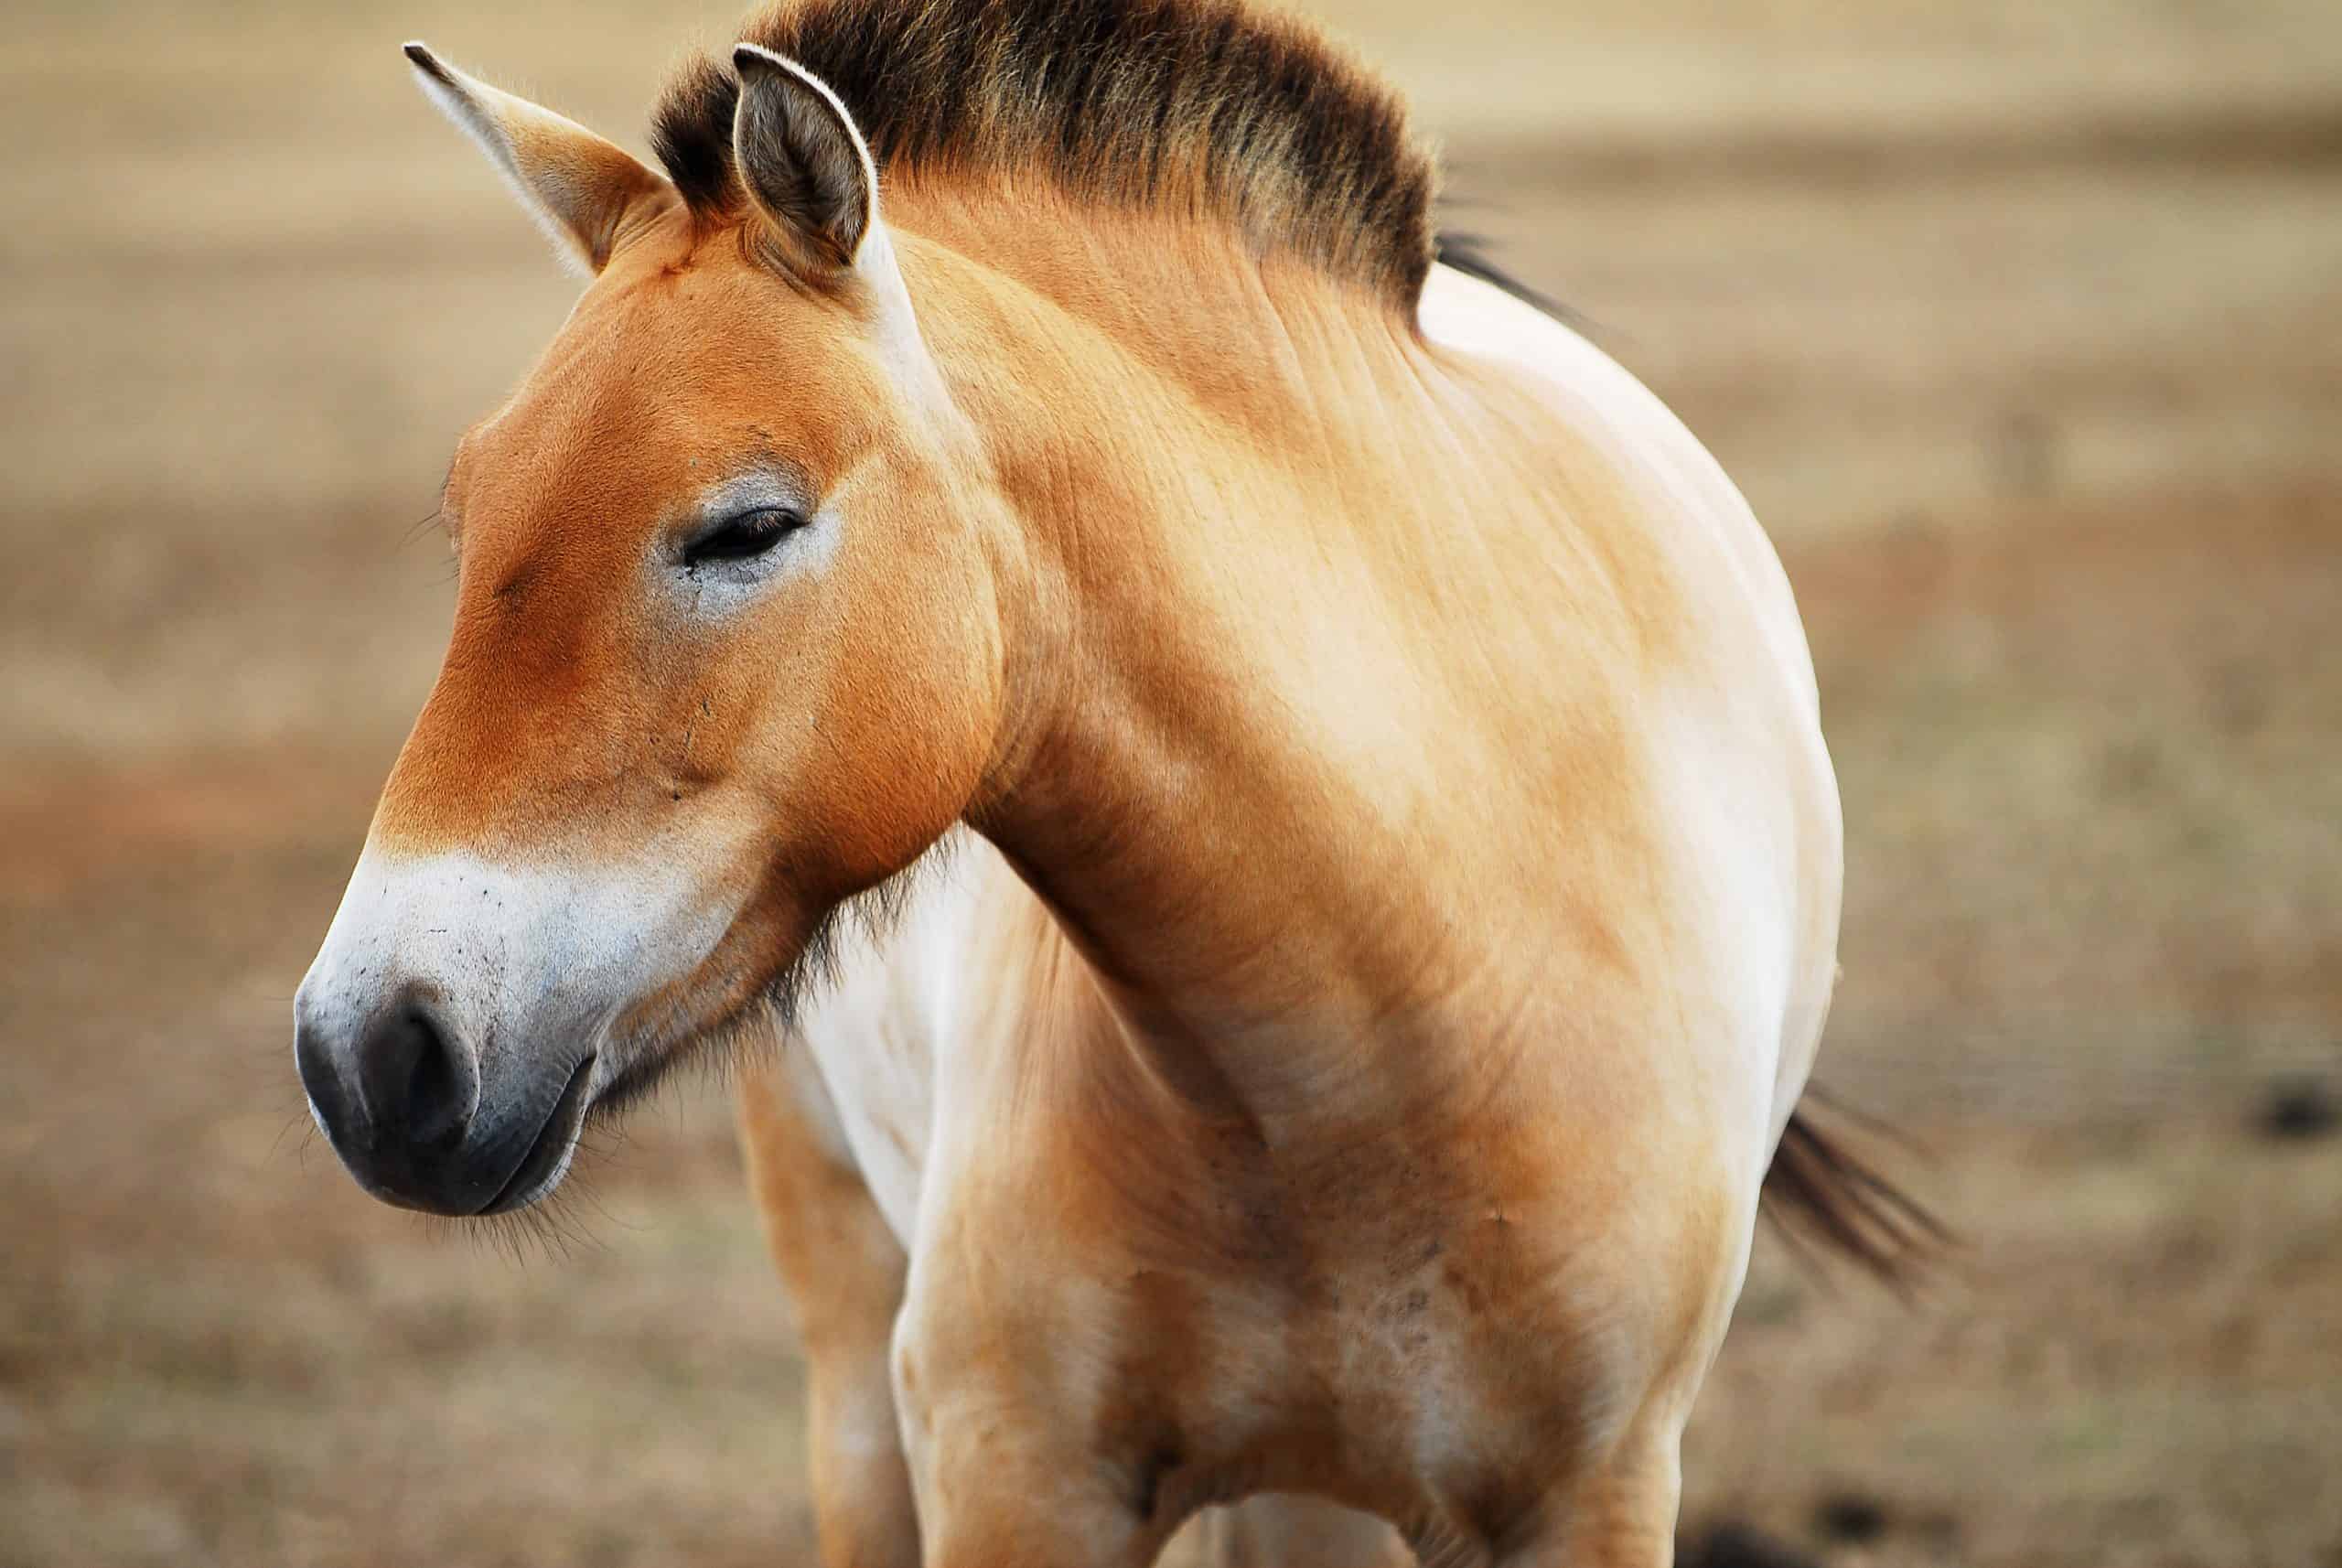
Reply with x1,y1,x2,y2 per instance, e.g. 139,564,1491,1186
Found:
651,0,1438,309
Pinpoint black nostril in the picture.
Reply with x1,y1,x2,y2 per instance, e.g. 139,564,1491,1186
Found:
360,991,477,1153
402,1012,463,1145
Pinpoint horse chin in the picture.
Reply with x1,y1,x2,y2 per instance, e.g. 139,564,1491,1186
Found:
582,1036,693,1124
549,888,860,1164
474,1051,599,1216
637,887,847,1055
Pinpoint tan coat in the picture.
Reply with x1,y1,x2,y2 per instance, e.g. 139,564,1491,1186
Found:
295,12,1885,1564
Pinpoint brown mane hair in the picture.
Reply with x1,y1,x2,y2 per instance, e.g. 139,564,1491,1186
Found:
650,0,1439,309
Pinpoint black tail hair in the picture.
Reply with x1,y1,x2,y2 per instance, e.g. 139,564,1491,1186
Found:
1761,1100,1948,1291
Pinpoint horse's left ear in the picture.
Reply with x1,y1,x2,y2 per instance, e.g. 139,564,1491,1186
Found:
730,44,877,282
403,42,674,277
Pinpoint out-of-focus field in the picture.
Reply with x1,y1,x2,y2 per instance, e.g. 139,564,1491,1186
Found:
5,0,2338,1563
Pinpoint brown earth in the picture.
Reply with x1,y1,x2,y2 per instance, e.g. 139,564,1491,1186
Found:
5,1,2338,1564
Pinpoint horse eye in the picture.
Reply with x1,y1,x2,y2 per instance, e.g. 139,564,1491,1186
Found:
684,507,806,566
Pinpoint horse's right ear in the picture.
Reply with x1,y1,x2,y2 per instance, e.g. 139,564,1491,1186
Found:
403,42,674,276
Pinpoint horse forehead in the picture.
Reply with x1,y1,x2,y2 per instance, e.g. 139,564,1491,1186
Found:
456,403,677,556
591,235,858,375
461,326,721,520
500,278,858,457
450,248,880,559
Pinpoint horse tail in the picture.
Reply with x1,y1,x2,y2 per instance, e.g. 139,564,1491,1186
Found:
1760,1097,1947,1291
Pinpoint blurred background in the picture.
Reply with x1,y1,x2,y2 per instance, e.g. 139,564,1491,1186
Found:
5,0,2338,1563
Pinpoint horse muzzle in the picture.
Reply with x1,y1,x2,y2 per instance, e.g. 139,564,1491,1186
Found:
293,845,724,1215
294,975,596,1215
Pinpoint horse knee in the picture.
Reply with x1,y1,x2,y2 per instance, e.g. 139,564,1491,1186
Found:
908,1439,1157,1568
800,1348,919,1568
1495,1430,1684,1568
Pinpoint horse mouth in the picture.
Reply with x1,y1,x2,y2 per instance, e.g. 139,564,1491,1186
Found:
478,1053,597,1215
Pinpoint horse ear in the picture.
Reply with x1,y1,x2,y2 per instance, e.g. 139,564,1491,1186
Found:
729,44,876,280
403,42,674,276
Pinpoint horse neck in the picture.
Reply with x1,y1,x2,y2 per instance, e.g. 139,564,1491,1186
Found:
892,196,1494,1110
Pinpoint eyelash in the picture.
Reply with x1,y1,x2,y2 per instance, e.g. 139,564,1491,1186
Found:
683,506,809,566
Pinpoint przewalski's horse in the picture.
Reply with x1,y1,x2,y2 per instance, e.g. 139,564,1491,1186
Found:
295,2,1924,1562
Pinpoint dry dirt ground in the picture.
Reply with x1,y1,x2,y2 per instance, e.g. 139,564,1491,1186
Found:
5,2,2339,1565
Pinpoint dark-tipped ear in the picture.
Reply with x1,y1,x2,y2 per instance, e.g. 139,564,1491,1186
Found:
404,41,674,276
730,44,876,278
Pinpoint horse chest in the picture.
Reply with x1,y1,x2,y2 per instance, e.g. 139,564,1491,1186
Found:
898,1090,1625,1501
802,832,1735,1538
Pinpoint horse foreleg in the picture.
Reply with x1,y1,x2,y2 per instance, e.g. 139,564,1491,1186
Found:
738,1051,921,1568
1491,1429,1684,1568
1179,1495,1413,1568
